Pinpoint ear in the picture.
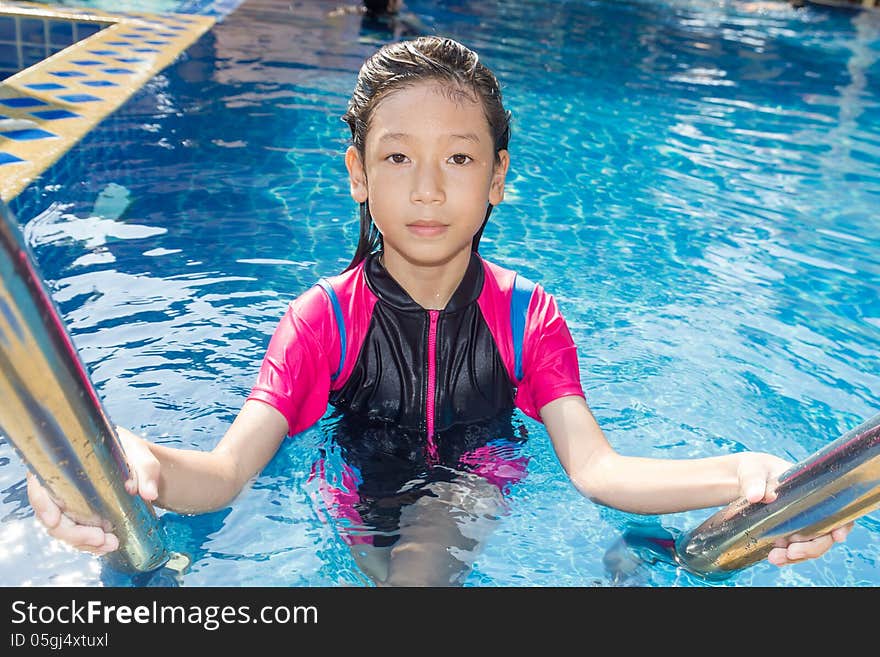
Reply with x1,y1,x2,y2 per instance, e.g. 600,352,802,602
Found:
488,149,510,206
345,146,368,203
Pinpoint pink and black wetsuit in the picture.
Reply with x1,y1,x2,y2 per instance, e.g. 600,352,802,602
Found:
247,251,584,544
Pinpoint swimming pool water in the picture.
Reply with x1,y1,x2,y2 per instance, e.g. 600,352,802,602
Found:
1,0,878,587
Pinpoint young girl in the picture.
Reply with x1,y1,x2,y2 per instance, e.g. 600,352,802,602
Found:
27,36,852,586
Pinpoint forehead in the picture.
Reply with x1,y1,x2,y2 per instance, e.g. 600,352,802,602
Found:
367,81,491,140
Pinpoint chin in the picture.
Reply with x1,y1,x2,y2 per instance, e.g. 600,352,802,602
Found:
394,245,472,268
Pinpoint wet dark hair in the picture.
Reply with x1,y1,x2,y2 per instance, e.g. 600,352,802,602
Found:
341,36,511,271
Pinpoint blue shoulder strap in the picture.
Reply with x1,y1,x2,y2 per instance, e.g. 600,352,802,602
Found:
316,278,346,382
511,273,536,382
318,274,532,383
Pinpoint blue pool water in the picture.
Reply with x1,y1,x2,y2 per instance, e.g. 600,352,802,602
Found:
1,0,878,587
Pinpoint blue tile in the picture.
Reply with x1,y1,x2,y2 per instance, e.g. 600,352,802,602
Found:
22,46,45,69
76,23,102,39
20,18,46,45
69,60,104,66
101,68,135,75
0,152,24,165
105,41,133,46
30,109,81,120
0,97,49,108
24,82,67,91
49,70,87,78
0,44,16,65
87,50,118,56
132,48,160,53
0,16,15,41
82,80,118,87
56,93,102,103
114,57,147,63
0,128,58,141
49,20,74,47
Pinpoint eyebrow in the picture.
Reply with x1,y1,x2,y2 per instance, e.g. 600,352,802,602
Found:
378,132,483,144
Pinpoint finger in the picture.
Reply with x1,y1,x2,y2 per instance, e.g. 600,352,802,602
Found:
767,546,795,566
46,513,119,554
736,455,776,504
137,457,159,502
116,429,140,496
831,522,854,543
76,533,119,556
739,468,770,504
124,462,139,496
117,427,159,502
787,533,834,562
26,473,62,529
767,545,816,566
70,533,119,557
46,517,103,547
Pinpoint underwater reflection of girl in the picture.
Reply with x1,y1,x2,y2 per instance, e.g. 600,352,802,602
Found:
327,0,427,39
310,410,529,585
363,0,403,16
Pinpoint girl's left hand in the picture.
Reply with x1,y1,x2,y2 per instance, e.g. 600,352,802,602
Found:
737,452,854,566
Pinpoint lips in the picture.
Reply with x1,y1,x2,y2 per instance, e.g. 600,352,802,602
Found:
407,221,448,237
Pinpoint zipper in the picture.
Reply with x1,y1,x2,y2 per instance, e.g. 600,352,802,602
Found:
425,309,439,463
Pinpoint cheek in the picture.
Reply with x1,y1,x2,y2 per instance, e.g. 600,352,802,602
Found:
448,167,494,194
364,181,400,222
367,167,407,195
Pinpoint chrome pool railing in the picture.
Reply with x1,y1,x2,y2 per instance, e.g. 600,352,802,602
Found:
675,411,880,578
0,200,169,573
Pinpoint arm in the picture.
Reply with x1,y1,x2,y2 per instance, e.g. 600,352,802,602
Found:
540,395,852,565
29,291,336,554
540,395,783,513
27,399,288,554
132,399,288,514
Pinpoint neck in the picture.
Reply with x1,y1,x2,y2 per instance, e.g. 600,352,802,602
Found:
381,248,472,310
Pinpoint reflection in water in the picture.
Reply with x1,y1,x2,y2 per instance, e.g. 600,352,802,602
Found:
328,0,429,41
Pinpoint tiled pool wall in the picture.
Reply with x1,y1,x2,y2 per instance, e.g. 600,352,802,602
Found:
0,12,106,80
0,1,214,204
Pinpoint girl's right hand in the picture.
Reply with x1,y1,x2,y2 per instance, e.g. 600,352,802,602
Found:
25,427,160,556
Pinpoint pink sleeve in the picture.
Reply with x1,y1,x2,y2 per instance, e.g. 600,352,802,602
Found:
246,286,340,437
514,286,585,421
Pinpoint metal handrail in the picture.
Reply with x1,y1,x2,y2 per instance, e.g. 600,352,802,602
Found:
0,200,168,573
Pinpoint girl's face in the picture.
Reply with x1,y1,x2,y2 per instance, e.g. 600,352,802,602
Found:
345,81,509,269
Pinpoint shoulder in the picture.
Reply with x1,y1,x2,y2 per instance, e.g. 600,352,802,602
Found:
320,260,367,291
290,262,367,318
478,256,517,292
479,259,572,340
478,256,551,303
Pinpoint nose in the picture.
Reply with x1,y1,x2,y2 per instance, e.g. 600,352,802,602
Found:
410,162,445,205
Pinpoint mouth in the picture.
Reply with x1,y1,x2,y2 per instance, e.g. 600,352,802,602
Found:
406,221,449,237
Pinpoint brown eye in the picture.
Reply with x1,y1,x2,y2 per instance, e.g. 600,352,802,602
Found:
388,153,408,164
449,153,472,165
